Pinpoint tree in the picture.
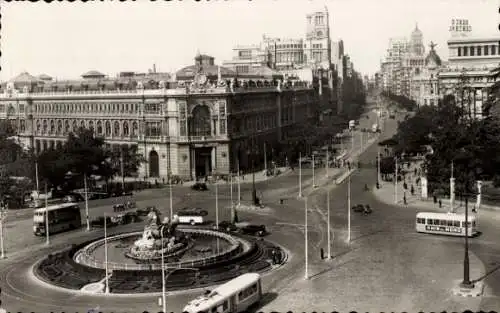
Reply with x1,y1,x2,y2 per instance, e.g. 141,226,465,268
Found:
109,144,142,177
37,127,115,190
380,156,396,180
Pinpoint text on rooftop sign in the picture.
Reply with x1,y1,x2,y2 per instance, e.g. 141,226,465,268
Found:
449,19,472,32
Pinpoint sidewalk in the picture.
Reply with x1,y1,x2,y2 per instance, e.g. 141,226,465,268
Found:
373,161,500,213
260,135,485,312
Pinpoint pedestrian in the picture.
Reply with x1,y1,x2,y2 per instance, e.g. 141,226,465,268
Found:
320,248,324,260
271,249,276,264
438,199,442,208
433,195,437,203
403,194,407,205
410,185,415,196
403,182,408,190
414,168,417,176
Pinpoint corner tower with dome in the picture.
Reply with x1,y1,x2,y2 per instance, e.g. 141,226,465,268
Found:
410,42,443,107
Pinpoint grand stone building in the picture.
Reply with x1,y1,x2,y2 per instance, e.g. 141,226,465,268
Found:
0,57,318,181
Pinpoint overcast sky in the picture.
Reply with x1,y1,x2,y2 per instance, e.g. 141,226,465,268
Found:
1,0,498,81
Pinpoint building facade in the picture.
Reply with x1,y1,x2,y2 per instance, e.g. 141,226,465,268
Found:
438,19,500,119
380,25,426,98
0,61,318,181
410,43,443,107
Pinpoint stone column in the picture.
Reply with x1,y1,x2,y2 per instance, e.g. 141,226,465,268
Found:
191,148,196,180
421,176,428,199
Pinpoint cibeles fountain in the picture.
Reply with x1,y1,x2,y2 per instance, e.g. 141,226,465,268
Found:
34,205,285,294
125,209,194,262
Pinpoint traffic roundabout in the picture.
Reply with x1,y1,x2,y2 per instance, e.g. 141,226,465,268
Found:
33,226,285,294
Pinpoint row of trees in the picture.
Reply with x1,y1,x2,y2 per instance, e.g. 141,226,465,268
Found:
36,128,142,191
381,91,417,112
384,94,500,195
0,124,142,205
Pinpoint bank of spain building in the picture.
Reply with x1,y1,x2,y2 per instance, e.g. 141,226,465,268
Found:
0,58,318,181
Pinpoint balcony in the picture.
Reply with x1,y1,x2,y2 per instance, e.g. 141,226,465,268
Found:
177,135,228,143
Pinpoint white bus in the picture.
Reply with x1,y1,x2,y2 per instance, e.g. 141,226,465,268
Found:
183,273,262,313
416,212,477,237
33,203,82,236
174,212,204,225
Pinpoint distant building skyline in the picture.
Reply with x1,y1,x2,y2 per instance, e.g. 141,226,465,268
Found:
1,0,497,81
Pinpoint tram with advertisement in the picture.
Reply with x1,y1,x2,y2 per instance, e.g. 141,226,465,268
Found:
416,212,478,237
182,273,262,313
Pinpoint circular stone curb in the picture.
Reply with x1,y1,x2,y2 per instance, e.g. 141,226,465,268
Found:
32,230,286,295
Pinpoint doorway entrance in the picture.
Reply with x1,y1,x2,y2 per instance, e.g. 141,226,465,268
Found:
194,147,212,178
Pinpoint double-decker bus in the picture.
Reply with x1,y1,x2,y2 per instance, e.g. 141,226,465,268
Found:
33,203,82,236
182,273,262,313
416,212,478,237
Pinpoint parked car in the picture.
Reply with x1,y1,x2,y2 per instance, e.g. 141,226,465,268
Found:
217,221,238,232
191,182,208,191
136,207,152,216
29,200,44,209
352,204,372,214
123,211,140,224
352,204,365,212
90,216,117,228
178,207,208,216
63,193,84,203
240,224,267,237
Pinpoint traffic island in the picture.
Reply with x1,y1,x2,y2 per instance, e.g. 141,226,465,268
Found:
452,280,484,297
32,229,286,294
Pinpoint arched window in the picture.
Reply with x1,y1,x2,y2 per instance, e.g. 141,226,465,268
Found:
123,121,130,136
64,120,70,134
72,120,77,133
50,120,56,134
20,120,26,133
42,120,48,134
36,120,41,134
114,121,120,136
105,121,111,136
89,121,94,131
80,120,86,129
97,121,103,135
190,105,211,136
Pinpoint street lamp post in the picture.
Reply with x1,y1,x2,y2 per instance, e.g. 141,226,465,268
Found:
84,174,90,231
264,142,267,173
44,183,50,245
327,188,331,259
104,213,110,294
461,194,474,289
394,156,399,204
347,175,351,244
325,146,329,178
35,161,40,197
0,203,5,259
377,145,381,187
161,228,167,313
304,196,309,279
298,152,303,198
215,173,220,253
169,182,173,221
312,154,317,188
230,172,233,208
237,158,241,207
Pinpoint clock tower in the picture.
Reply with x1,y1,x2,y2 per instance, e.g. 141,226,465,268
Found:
304,6,331,68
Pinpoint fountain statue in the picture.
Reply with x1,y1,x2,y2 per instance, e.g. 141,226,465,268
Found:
126,207,190,261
